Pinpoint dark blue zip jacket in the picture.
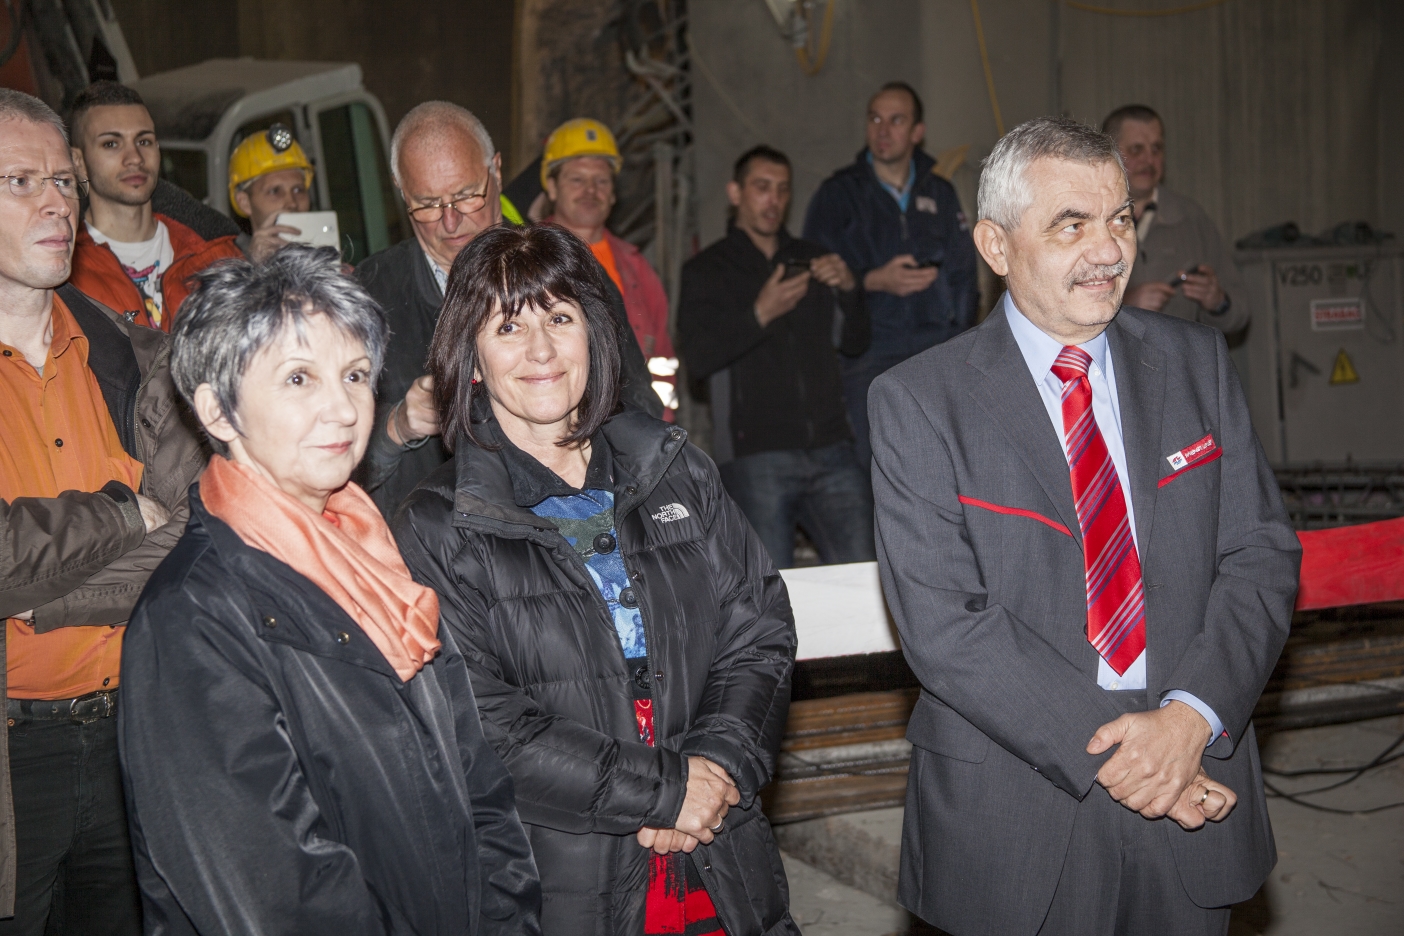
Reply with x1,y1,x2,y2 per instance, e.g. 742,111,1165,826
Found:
803,148,979,358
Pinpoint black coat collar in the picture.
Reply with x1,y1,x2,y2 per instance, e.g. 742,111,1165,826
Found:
451,408,687,533
187,487,401,680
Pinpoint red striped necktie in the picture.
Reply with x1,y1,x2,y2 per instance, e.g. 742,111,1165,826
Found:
1050,346,1146,675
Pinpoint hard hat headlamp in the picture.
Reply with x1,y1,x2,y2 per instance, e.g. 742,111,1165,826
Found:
268,123,295,153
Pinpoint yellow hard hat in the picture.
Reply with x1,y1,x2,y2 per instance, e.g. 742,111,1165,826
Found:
228,123,314,217
540,119,622,187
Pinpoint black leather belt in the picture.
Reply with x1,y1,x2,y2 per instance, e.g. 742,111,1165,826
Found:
7,689,118,722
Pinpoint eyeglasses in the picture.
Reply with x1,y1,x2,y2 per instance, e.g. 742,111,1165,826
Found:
1,174,89,200
408,189,490,222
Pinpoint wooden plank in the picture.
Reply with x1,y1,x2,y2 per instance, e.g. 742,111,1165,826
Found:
762,764,909,824
781,689,918,751
1266,634,1404,691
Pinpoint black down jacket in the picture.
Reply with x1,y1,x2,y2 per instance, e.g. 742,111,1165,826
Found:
393,409,801,936
118,489,541,935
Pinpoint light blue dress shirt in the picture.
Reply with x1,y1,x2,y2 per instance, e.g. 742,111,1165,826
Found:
867,152,917,212
425,249,448,295
1003,294,1225,743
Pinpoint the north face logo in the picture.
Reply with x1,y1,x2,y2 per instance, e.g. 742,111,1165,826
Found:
651,503,690,523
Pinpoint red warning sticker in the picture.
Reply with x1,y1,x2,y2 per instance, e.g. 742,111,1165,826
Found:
1311,298,1365,331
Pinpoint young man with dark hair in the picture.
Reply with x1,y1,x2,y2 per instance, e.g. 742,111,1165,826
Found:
66,80,241,331
1102,104,1247,333
678,146,873,569
803,81,979,471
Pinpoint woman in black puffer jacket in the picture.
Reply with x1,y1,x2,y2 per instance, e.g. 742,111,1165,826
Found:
393,224,800,936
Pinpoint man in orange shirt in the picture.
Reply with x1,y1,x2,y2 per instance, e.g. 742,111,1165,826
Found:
541,119,677,417
0,89,205,931
66,81,241,331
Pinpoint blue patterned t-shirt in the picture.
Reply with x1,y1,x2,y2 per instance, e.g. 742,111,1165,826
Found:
529,489,646,660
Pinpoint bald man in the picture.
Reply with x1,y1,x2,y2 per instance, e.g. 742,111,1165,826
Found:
355,102,659,516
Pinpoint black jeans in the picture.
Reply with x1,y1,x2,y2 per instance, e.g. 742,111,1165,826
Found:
0,709,140,935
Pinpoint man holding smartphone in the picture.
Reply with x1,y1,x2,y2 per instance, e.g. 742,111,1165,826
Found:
678,145,873,569
228,124,315,263
804,82,980,472
1106,105,1247,333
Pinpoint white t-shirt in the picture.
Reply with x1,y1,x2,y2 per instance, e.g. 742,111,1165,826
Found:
87,220,175,327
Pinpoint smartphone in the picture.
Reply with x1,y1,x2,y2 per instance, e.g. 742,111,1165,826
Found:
782,259,812,279
276,211,340,251
1168,263,1202,286
905,259,940,269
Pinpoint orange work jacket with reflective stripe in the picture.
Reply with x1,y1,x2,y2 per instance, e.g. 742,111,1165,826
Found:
68,214,243,332
0,295,145,698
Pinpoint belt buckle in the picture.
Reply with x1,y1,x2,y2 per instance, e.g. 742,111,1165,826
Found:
68,690,115,719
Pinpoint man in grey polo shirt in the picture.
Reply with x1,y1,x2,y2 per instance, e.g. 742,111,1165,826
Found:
1105,105,1247,334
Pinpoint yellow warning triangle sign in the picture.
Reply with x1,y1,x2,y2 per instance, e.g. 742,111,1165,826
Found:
1330,348,1359,385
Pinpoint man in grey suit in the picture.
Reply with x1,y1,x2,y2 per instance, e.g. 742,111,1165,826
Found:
870,117,1300,936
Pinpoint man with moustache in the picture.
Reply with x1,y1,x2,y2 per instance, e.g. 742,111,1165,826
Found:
66,81,242,331
355,102,659,516
869,117,1298,935
804,81,979,470
1104,105,1247,333
541,118,676,416
678,146,871,569
0,89,205,932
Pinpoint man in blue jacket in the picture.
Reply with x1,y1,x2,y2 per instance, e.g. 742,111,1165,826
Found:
804,82,980,470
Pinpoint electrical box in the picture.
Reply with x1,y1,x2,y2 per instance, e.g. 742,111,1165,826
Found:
1236,243,1404,464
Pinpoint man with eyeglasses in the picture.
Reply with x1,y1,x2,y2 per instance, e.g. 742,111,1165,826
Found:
65,81,242,332
0,89,206,932
355,101,659,517
803,81,979,473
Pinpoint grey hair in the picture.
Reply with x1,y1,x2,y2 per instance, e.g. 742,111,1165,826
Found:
390,101,495,187
978,117,1127,230
170,245,389,456
0,88,68,143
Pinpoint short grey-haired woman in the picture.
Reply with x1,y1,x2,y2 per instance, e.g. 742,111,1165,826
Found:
117,246,541,935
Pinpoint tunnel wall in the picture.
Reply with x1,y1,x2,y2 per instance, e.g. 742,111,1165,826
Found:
111,0,515,167
691,0,1399,251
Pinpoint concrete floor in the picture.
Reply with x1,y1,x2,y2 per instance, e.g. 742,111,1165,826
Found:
1233,714,1404,936
781,851,910,935
780,715,1404,936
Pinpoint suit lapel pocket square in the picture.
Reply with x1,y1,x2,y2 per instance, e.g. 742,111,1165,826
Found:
1159,433,1222,488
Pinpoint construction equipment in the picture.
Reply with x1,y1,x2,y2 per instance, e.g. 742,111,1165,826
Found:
132,59,406,263
2,2,407,264
1236,241,1404,465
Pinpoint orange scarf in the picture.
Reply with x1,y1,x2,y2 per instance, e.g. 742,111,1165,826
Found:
200,456,441,681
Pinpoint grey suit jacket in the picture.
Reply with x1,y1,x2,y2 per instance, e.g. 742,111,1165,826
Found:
869,302,1300,935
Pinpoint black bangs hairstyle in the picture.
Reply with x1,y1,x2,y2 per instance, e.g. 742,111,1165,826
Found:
429,222,621,452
